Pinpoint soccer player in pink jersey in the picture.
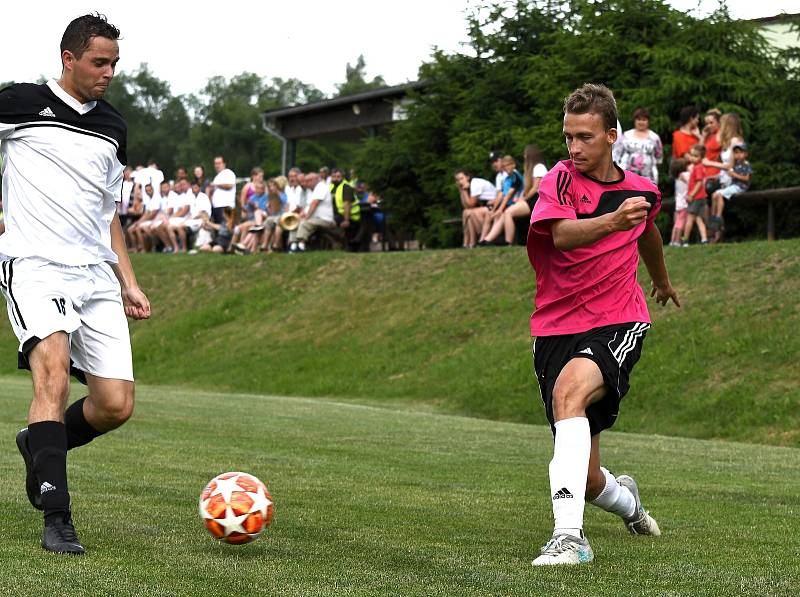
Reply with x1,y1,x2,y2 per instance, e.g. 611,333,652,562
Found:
528,84,680,566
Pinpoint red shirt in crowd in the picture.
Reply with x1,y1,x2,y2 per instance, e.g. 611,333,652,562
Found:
672,130,699,159
704,134,721,177
688,163,707,201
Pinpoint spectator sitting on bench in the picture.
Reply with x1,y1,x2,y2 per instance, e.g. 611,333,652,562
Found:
200,206,235,253
182,181,212,251
498,144,547,246
454,169,496,248
259,177,288,253
231,179,267,252
166,178,192,253
289,172,336,253
330,168,361,251
479,155,523,246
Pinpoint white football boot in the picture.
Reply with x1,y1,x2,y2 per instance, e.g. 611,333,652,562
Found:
531,533,594,566
617,474,661,536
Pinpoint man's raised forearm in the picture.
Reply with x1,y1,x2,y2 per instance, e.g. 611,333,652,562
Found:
551,215,616,251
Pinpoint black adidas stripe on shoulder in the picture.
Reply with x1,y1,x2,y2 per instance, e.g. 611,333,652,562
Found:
556,169,572,206
0,82,127,166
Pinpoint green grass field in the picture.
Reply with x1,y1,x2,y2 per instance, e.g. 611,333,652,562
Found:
1,376,798,596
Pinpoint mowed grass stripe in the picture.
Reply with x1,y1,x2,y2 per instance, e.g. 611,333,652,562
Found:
1,377,797,596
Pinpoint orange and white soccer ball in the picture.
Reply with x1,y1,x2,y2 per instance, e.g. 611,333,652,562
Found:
199,472,274,544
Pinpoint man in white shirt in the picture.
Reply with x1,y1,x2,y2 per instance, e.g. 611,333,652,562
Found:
182,181,212,250
166,178,192,252
285,167,306,214
209,155,236,223
455,169,496,248
0,13,150,555
289,172,336,253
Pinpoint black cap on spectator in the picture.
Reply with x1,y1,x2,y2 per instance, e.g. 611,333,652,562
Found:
489,151,503,162
733,142,748,151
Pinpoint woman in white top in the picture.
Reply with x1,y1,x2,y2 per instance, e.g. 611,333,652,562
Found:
500,144,547,245
455,169,496,248
617,107,663,183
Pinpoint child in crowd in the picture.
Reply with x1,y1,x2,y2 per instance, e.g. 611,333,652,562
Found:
669,158,689,247
682,144,708,246
709,142,752,240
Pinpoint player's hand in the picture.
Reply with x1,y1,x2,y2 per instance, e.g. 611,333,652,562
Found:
650,281,680,308
341,220,350,229
613,197,650,230
122,286,151,320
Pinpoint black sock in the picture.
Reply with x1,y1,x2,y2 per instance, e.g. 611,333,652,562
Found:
64,397,104,450
27,421,70,519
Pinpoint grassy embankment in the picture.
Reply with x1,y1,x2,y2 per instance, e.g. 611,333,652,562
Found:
1,239,797,446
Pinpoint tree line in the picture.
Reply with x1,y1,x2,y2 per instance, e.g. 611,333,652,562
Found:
352,0,800,245
2,54,385,181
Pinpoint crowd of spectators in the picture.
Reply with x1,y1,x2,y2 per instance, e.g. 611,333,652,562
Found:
118,156,385,255
455,104,752,249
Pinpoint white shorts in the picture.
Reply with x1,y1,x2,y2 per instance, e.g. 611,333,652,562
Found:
169,216,187,227
0,257,134,382
184,218,204,233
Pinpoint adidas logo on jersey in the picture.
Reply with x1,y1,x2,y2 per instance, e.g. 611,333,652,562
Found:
552,487,574,500
578,347,594,355
40,481,56,494
38,107,56,118
579,194,591,204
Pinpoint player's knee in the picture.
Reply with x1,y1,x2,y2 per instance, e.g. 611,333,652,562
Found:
106,397,134,426
98,386,135,427
552,378,586,418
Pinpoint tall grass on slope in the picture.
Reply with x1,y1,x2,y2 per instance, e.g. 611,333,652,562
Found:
0,239,797,446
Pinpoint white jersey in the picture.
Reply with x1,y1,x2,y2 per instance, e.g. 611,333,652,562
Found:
0,80,126,266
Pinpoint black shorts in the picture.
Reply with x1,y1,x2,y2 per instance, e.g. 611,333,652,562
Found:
533,322,650,436
526,192,539,211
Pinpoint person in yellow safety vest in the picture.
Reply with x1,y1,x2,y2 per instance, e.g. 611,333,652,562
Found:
330,168,360,229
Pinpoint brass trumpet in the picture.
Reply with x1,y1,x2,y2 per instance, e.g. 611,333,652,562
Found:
279,212,300,231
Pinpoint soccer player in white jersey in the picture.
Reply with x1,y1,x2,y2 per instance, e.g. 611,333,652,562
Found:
0,14,150,555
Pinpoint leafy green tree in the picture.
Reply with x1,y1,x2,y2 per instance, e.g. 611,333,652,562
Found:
336,55,386,97
104,64,190,176
355,0,800,245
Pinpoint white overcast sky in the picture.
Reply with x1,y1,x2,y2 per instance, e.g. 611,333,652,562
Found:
1,1,796,97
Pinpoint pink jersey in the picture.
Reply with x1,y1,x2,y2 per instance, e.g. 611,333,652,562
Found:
527,160,661,336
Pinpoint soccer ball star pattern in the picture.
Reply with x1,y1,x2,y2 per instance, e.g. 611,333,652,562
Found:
199,472,273,544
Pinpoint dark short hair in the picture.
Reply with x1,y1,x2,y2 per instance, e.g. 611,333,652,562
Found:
679,106,699,127
453,169,472,179
669,158,687,179
691,143,706,158
331,168,345,176
633,107,650,121
61,13,120,59
563,83,618,131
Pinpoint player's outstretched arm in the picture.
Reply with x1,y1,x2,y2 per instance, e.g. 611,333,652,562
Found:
638,223,680,307
551,196,650,251
109,212,152,320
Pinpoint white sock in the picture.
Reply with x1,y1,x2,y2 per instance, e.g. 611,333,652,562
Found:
549,417,591,537
590,467,636,519
298,241,306,250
